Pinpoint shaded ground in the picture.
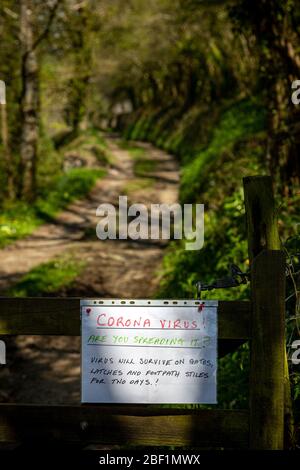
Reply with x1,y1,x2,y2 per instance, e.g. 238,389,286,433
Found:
0,135,179,403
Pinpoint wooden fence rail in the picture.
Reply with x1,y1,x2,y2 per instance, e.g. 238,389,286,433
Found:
0,298,250,339
0,404,249,448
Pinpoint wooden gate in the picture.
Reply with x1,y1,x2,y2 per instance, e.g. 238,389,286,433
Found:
0,176,292,449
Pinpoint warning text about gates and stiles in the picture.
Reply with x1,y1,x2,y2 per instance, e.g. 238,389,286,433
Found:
81,304,217,404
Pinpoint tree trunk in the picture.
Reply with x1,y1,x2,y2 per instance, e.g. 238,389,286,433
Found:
65,6,91,137
20,0,39,201
1,100,14,199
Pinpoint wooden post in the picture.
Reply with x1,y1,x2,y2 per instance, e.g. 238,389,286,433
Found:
243,175,294,448
250,250,285,449
243,176,280,262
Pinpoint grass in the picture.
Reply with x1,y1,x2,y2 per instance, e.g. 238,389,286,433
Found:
123,178,154,194
180,99,267,202
0,167,106,248
61,128,114,166
119,140,147,160
36,167,106,219
120,140,157,178
0,127,109,247
118,139,158,193
134,158,156,177
8,256,85,297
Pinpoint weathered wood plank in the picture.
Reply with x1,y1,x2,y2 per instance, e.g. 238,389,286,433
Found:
0,404,249,448
0,297,80,336
243,176,281,263
0,298,250,339
218,301,250,340
249,250,285,449
243,175,293,448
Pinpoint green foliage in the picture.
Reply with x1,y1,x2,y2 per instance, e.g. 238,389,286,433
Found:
127,99,265,306
218,343,250,409
180,100,267,202
124,178,154,195
120,140,157,178
283,227,300,410
35,167,105,219
119,141,147,159
8,256,85,297
59,128,113,165
0,167,105,247
140,98,267,409
134,158,156,177
228,0,300,190
129,93,298,411
0,203,39,247
37,125,64,189
158,190,250,302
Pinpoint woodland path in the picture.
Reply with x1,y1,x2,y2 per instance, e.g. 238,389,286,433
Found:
0,134,179,403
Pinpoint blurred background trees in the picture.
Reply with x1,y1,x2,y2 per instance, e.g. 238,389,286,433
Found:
229,0,300,192
1,0,299,201
0,0,299,418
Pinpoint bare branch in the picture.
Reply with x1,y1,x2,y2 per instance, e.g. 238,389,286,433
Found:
3,6,19,20
32,0,60,51
72,1,88,10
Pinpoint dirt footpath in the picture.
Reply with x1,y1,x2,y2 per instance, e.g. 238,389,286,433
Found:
0,135,179,403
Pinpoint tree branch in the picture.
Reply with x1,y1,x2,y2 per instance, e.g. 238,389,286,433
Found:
32,0,60,51
3,6,19,20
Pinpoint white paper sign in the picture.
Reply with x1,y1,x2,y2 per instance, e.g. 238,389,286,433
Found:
81,300,217,404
